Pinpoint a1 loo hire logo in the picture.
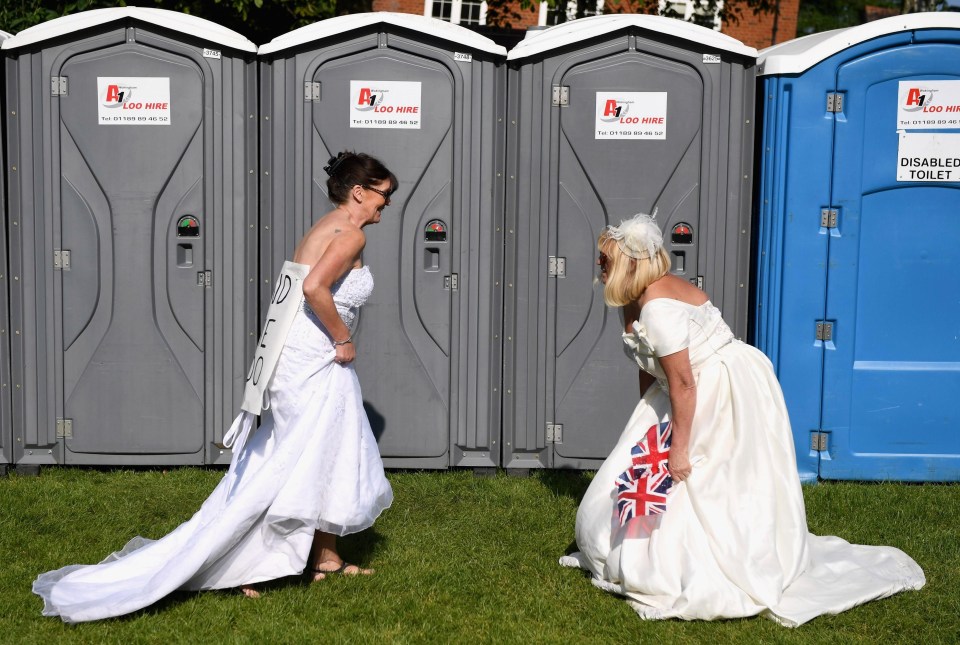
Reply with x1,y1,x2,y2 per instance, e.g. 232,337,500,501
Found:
102,82,135,108
355,86,385,112
599,98,631,122
902,87,936,112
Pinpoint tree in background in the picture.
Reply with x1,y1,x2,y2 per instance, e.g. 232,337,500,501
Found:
798,0,947,35
1,0,783,36
1,0,951,44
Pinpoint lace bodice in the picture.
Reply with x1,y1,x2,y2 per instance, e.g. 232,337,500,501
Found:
301,266,374,331
622,299,735,391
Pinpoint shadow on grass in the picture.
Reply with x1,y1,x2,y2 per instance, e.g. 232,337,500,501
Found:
337,528,386,571
533,469,594,556
534,468,593,502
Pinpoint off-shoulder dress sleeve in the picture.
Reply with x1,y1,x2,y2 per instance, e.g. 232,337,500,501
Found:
639,300,691,358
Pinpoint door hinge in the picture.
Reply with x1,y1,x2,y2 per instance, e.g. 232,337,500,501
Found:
304,81,321,102
810,431,829,452
820,208,838,228
444,274,459,291
197,270,211,287
816,321,834,342
826,92,844,113
53,250,71,271
546,423,563,444
548,256,566,278
56,418,73,439
51,76,68,96
552,85,569,107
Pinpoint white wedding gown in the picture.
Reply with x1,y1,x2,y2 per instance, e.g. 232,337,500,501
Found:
34,266,393,623
562,299,925,626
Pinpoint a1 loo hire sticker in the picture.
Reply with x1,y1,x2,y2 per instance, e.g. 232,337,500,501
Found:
350,80,421,129
596,92,667,140
898,80,960,130
98,77,171,125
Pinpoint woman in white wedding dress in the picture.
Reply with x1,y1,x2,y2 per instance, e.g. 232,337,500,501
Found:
33,151,396,623
560,213,925,626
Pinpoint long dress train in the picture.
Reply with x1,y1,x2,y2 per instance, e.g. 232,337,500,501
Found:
34,266,393,623
562,298,924,626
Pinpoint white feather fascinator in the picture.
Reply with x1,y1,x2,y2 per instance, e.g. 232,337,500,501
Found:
604,211,662,260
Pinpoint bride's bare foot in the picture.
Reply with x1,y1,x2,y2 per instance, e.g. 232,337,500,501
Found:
240,585,260,599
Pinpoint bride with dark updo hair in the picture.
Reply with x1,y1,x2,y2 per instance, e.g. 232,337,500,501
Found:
34,151,397,622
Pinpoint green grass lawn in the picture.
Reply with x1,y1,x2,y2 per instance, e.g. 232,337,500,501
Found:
1,468,956,644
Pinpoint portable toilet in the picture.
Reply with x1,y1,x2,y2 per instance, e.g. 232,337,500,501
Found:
754,14,960,482
0,29,11,475
3,9,259,467
258,14,507,469
502,15,757,470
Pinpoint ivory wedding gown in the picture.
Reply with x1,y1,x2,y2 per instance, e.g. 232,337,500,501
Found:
561,298,925,626
34,266,393,623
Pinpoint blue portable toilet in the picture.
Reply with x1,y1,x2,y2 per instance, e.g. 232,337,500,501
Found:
755,14,960,482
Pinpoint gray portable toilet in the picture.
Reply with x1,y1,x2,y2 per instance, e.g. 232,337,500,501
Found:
259,13,506,469
754,15,960,482
0,29,11,475
503,15,757,470
3,8,258,467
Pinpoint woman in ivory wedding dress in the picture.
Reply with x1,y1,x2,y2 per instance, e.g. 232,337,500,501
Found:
560,213,925,626
33,151,396,623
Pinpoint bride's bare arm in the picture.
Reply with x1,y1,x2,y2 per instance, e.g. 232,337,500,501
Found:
659,348,695,482
302,230,365,362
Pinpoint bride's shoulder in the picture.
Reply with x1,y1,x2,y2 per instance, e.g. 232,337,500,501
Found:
640,275,707,309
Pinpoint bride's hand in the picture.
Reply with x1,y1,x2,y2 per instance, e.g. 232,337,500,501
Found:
668,451,693,482
334,342,356,365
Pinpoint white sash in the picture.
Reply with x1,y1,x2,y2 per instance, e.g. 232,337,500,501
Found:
241,261,310,415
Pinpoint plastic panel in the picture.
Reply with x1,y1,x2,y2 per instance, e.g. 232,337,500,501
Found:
0,30,11,469
754,28,960,482
5,18,257,466
753,70,835,483
259,20,505,469
821,39,960,481
504,27,756,470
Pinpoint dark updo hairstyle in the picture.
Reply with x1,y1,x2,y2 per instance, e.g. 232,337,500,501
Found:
324,151,398,206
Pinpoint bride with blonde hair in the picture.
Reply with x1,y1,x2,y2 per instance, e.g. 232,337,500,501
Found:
562,212,925,626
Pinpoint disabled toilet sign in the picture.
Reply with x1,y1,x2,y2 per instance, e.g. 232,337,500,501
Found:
897,131,960,182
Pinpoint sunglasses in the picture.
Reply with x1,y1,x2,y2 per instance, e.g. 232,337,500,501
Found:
598,253,609,269
363,185,393,203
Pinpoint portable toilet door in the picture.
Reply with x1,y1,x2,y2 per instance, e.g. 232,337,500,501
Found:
503,16,757,470
3,9,258,467
259,14,506,469
756,14,960,481
0,29,11,474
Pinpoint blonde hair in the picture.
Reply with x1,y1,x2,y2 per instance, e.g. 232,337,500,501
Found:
598,233,671,307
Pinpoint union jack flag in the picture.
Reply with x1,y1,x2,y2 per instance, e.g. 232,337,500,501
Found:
615,467,673,525
630,421,672,477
